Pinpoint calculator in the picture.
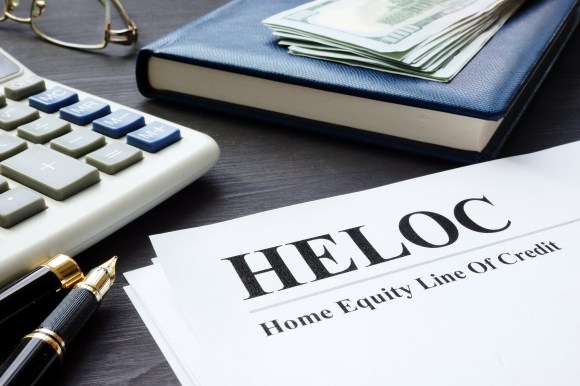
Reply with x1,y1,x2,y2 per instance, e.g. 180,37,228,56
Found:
0,47,220,285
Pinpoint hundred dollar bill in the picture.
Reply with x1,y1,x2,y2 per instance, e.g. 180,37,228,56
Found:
263,0,513,54
400,0,516,65
263,0,524,81
287,25,498,81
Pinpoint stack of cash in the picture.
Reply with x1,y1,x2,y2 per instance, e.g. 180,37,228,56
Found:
263,0,525,82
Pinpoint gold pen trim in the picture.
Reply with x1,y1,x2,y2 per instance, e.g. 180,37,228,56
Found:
42,254,84,289
25,328,66,362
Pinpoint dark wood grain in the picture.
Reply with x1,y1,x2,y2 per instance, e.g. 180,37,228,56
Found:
1,1,579,384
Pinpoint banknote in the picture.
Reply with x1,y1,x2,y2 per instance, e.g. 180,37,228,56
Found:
264,0,514,53
263,0,524,81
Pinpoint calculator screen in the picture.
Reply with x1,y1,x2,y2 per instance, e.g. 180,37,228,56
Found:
0,51,20,81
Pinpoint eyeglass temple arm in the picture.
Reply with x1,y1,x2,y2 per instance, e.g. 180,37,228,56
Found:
106,0,138,45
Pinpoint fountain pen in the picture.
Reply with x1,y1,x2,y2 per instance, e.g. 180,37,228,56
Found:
0,256,117,386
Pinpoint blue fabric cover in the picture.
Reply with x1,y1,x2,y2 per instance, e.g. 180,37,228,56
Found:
136,0,579,162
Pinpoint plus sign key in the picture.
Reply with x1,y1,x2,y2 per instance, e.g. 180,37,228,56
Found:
0,145,100,200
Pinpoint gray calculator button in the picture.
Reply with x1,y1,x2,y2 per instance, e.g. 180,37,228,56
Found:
0,51,21,81
4,77,46,100
0,145,100,201
0,105,40,131
86,143,143,175
0,177,7,193
0,187,47,228
50,128,106,158
0,133,27,161
18,116,72,144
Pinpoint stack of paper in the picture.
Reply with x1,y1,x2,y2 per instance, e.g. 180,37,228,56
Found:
125,141,580,386
263,0,525,81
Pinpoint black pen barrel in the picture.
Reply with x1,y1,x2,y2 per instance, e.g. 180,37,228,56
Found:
0,336,61,386
41,287,99,343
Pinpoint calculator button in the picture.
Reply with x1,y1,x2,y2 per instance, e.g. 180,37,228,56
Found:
0,133,27,161
93,109,145,139
86,143,143,175
29,86,79,113
50,128,106,158
0,52,21,81
4,76,46,101
0,177,7,193
0,105,40,131
0,93,5,108
0,145,100,201
0,187,47,228
126,122,181,153
59,98,111,126
18,116,72,144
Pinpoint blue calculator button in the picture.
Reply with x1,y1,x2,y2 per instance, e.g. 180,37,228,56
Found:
29,87,79,113
126,122,181,153
59,98,111,126
93,109,145,139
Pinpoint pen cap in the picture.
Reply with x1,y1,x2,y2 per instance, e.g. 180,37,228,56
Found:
43,254,84,290
0,255,83,326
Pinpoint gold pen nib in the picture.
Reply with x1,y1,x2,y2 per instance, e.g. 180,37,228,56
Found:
75,256,118,302
100,256,118,283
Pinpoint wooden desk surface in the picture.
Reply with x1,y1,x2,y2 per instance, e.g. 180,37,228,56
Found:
1,1,579,384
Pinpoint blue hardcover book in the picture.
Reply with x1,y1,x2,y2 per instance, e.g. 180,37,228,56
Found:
136,0,580,163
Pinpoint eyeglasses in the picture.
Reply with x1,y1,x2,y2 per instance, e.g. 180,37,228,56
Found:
0,0,138,50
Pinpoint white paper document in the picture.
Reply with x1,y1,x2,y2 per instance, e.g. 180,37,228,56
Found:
125,141,580,386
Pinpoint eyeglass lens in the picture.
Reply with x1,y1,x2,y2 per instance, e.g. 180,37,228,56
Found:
7,0,32,19
31,0,109,46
